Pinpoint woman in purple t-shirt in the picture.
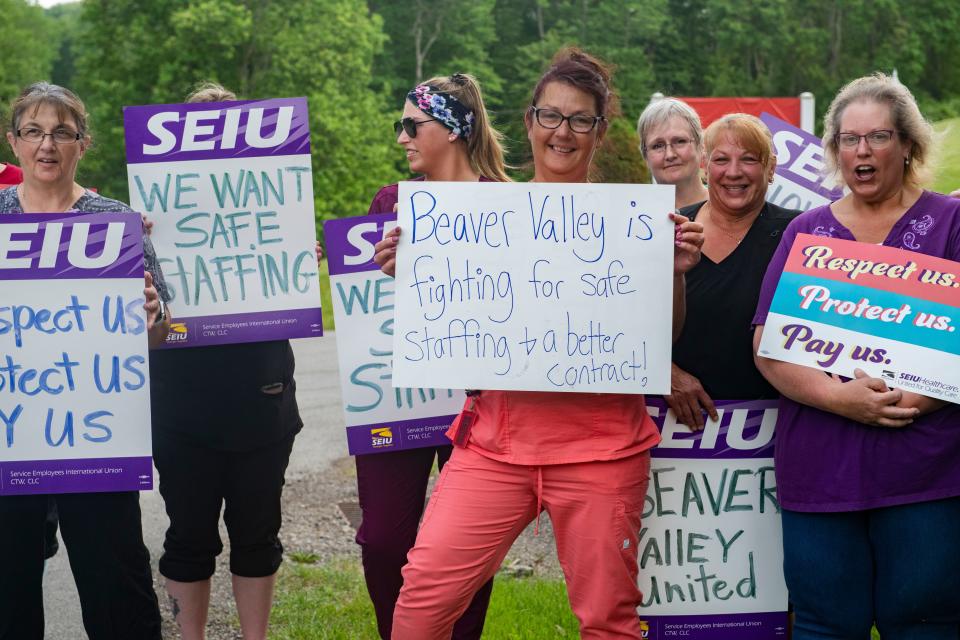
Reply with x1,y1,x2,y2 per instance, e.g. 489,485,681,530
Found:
753,74,960,637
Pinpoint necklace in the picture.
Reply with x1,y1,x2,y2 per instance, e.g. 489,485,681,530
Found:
702,204,760,246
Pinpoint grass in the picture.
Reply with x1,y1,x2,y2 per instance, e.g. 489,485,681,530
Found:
933,117,960,195
318,258,334,331
268,559,578,639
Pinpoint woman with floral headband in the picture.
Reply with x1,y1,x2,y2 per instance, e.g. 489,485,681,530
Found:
358,72,508,640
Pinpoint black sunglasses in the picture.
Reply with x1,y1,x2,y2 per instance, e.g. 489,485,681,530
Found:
394,116,437,138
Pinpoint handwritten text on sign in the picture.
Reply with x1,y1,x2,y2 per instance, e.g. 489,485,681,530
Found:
392,182,675,394
758,234,960,401
0,214,153,495
638,399,787,639
124,98,322,348
325,213,462,455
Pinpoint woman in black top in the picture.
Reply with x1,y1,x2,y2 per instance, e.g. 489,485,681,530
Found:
148,82,303,640
668,113,800,428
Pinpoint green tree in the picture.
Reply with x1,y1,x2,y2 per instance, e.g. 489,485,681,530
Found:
0,0,55,164
74,0,400,224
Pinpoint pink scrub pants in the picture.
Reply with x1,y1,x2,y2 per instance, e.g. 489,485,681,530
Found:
392,446,651,639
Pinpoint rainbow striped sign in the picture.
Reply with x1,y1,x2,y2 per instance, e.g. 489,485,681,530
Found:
757,233,960,401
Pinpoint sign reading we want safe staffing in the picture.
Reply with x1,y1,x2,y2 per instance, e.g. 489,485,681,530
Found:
0,214,153,495
124,98,322,348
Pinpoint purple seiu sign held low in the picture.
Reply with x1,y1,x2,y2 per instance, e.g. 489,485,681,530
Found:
0,213,153,495
124,97,322,348
636,399,788,639
325,213,462,455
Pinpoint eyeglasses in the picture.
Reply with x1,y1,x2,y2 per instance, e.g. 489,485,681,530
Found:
646,138,693,155
16,127,83,145
835,130,898,149
530,106,605,133
394,117,437,138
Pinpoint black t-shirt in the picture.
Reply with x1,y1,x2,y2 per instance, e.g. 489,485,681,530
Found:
149,341,302,451
672,201,799,400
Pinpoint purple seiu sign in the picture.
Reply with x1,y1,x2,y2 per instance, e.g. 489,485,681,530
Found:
762,112,843,213
0,213,153,495
324,214,462,455
124,97,322,348
637,399,788,638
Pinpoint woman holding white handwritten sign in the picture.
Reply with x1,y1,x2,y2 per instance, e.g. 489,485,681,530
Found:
383,48,703,639
360,73,508,640
753,74,960,637
0,82,167,640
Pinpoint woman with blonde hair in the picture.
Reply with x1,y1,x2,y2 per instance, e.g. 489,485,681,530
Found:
361,71,507,639
754,73,960,638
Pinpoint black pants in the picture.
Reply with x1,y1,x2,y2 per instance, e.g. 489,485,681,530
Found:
0,491,162,640
153,429,296,582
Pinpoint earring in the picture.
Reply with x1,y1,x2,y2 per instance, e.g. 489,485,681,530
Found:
905,156,911,166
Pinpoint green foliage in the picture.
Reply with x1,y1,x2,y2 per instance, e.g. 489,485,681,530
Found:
27,0,960,204
70,0,401,217
932,118,960,196
0,0,56,164
595,117,650,184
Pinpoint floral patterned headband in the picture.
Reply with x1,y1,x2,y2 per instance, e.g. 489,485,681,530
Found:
407,83,475,139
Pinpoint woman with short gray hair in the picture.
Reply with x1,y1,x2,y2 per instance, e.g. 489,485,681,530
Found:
637,97,707,208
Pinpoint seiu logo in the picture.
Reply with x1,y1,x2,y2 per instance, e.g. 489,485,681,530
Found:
371,427,393,448
0,222,123,270
900,373,922,382
142,106,294,155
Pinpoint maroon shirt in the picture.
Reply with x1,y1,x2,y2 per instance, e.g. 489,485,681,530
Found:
753,191,960,512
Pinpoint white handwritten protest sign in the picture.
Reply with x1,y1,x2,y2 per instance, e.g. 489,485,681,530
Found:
638,399,788,639
0,214,153,495
124,98,322,348
758,234,960,401
391,182,675,394
325,213,463,454
762,112,843,212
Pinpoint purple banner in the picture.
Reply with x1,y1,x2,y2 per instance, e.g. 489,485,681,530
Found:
0,213,143,280
346,415,455,455
647,399,777,459
761,112,843,201
163,307,323,348
639,612,788,639
324,213,396,276
124,97,310,164
0,456,153,495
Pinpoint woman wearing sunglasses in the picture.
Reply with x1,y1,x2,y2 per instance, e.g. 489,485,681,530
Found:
359,72,508,640
385,48,703,639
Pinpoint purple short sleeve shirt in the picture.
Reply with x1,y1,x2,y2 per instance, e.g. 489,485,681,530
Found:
753,191,960,512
